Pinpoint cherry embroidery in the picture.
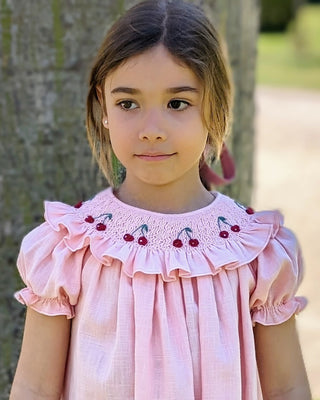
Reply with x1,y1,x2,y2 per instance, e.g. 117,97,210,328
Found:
235,201,255,215
218,216,241,239
85,215,95,223
189,238,200,247
231,225,240,232
123,224,149,246
84,213,112,231
138,236,148,246
220,230,229,238
96,223,107,231
173,227,199,248
123,233,134,242
74,201,83,209
173,239,183,248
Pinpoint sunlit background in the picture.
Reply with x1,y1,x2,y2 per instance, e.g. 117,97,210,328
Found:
253,0,320,397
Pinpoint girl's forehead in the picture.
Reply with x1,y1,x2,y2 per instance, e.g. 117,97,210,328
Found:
104,44,202,92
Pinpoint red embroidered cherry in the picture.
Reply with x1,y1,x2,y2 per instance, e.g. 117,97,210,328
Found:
235,201,255,215
123,233,134,242
189,239,199,247
138,236,148,246
219,231,229,238
85,216,94,223
74,201,83,209
96,223,106,231
231,225,240,232
173,239,183,248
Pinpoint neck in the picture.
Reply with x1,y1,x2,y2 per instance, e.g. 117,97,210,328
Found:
114,177,214,214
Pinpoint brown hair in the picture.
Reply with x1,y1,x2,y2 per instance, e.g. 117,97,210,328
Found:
86,0,233,187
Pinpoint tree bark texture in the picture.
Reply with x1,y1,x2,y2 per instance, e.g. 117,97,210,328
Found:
0,0,260,397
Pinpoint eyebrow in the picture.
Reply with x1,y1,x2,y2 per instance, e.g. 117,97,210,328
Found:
111,86,199,95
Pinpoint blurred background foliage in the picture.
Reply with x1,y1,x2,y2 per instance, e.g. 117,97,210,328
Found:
258,0,320,89
260,0,301,32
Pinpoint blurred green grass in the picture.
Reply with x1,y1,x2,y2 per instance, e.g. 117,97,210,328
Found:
257,4,320,90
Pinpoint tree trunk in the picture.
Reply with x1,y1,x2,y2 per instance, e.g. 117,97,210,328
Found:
0,0,260,397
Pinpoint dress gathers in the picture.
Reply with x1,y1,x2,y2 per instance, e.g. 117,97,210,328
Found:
15,188,307,400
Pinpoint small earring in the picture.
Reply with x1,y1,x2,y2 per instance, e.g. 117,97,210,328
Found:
104,119,108,125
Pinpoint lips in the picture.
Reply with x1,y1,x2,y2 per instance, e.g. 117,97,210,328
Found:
135,152,176,161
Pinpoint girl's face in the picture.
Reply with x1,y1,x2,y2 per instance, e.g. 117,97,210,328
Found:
102,44,208,193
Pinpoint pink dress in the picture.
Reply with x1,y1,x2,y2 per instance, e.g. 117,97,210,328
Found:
15,188,306,400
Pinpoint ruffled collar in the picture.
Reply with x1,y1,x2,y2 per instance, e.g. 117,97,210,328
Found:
44,187,283,281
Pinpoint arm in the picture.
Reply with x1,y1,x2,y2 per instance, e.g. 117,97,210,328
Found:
254,315,311,400
10,307,71,400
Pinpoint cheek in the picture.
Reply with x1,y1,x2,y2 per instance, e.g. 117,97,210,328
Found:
182,123,208,151
109,131,123,151
107,110,137,136
108,129,131,164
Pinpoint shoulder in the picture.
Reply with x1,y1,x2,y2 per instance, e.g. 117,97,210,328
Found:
18,188,112,269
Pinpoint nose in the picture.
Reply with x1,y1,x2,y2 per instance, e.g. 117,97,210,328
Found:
138,109,167,142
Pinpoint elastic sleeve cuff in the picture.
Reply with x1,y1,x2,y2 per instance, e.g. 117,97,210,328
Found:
251,296,307,326
14,287,75,319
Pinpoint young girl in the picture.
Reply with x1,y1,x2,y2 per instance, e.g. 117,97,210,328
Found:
10,1,311,399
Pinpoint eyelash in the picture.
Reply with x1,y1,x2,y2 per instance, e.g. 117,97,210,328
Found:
116,99,191,111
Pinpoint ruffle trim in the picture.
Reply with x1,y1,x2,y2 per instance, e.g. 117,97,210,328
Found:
14,287,75,319
42,199,285,282
251,296,308,326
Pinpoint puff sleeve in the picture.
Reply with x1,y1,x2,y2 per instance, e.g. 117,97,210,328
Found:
15,220,86,319
250,224,307,326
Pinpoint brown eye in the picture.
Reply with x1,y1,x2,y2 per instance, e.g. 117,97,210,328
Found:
118,100,138,110
168,100,189,110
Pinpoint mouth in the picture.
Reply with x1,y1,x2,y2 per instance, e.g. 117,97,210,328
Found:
135,153,176,161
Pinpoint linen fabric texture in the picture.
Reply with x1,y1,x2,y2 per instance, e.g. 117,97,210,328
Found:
15,188,307,400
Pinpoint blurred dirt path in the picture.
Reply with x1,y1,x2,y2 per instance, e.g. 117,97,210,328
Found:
254,86,320,398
